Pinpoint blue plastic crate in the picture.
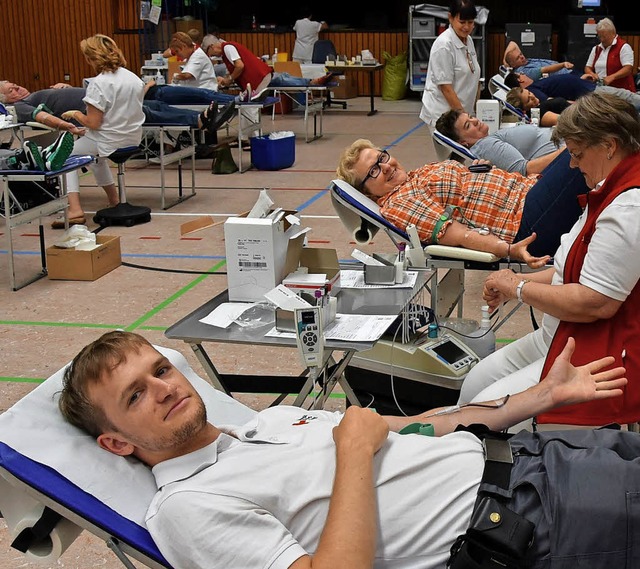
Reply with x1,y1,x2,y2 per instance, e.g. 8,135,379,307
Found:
250,134,295,170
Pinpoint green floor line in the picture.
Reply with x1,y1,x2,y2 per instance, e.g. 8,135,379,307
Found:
0,377,44,384
0,377,347,397
124,260,226,332
0,320,123,328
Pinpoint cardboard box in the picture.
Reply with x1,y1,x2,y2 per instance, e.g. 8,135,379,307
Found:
224,211,307,302
331,74,358,99
297,247,341,296
167,59,183,81
46,235,121,281
173,18,203,38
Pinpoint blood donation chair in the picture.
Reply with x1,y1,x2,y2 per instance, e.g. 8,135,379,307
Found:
0,346,257,569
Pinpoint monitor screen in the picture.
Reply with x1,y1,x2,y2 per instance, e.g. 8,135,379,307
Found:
432,340,468,365
580,0,601,7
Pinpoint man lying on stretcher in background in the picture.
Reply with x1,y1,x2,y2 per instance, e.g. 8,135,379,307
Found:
0,80,235,140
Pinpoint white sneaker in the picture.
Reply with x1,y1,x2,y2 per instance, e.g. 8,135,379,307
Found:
239,83,252,103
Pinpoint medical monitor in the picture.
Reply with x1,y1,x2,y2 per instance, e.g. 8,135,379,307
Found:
571,0,603,11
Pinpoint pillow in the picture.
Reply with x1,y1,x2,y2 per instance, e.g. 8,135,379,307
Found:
0,345,257,526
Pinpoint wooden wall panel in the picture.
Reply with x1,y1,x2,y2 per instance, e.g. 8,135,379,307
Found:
0,0,142,91
0,5,637,99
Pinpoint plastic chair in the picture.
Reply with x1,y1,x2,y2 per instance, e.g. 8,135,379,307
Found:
311,40,347,110
93,146,151,227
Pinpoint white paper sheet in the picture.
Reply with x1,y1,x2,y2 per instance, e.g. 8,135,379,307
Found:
199,302,255,328
266,313,397,342
339,269,419,289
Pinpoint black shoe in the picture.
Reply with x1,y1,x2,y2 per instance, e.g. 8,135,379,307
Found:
210,101,236,131
250,88,270,102
199,102,217,131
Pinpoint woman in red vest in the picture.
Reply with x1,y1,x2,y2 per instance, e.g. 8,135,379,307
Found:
459,92,640,428
584,18,636,92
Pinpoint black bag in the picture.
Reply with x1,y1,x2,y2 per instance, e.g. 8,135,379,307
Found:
448,496,534,568
7,179,59,214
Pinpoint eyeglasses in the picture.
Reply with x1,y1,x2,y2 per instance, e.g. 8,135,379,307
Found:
359,150,390,190
568,148,586,161
465,49,475,74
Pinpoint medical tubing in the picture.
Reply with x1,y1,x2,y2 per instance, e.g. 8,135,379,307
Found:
121,261,227,275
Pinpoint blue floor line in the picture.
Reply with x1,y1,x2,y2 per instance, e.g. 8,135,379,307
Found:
2,123,428,260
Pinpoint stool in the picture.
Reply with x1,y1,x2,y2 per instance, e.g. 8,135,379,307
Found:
93,146,151,227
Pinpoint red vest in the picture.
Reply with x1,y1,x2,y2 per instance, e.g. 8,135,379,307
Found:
538,153,640,425
220,41,271,91
593,37,636,92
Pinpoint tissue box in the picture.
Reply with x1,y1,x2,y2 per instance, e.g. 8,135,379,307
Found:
46,235,121,281
224,211,307,301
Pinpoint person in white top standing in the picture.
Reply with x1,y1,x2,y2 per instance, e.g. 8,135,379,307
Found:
169,31,218,91
583,18,636,93
57,34,144,227
419,0,481,128
292,8,328,64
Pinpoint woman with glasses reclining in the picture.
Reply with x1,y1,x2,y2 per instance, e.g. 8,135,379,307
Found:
336,138,589,263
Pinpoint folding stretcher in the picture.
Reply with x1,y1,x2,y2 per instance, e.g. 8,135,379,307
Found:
22,120,196,210
0,346,257,568
491,88,531,124
432,129,479,163
174,97,280,173
268,85,326,142
268,61,328,143
330,178,535,323
1,155,96,290
139,124,197,210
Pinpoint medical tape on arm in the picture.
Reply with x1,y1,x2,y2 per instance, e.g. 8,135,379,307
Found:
430,205,459,243
32,103,54,121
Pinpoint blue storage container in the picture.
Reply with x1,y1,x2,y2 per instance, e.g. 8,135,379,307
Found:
250,134,296,170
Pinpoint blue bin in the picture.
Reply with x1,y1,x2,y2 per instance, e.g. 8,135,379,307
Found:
250,134,295,170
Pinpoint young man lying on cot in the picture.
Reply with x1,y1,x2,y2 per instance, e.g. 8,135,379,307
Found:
58,330,640,569
336,138,589,262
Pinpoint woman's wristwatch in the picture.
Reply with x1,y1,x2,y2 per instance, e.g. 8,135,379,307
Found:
516,279,530,303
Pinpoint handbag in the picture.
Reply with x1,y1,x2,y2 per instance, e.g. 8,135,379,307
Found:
211,143,238,174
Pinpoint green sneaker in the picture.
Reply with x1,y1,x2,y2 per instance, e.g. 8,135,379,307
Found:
23,141,46,171
42,131,74,171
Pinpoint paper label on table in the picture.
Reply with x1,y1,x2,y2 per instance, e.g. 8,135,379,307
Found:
264,285,312,310
199,302,255,328
266,313,397,342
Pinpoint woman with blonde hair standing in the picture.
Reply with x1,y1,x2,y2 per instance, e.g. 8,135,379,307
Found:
55,34,144,227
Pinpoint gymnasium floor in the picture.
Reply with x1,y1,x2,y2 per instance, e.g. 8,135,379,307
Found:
0,95,536,568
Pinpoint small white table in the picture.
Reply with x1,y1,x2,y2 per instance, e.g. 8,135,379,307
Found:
1,155,95,290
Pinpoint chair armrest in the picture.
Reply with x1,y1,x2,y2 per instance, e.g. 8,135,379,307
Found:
424,244,499,263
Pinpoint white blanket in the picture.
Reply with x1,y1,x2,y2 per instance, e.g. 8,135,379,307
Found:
0,346,257,526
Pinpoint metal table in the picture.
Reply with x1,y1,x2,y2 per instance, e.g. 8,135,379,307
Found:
324,63,384,116
165,269,430,409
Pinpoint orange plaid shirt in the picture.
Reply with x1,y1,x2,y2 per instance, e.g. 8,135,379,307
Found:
377,160,539,243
